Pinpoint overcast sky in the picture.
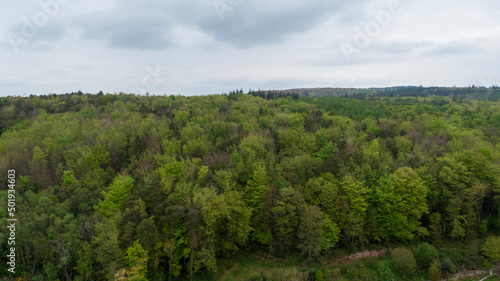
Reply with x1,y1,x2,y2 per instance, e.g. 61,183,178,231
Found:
1,0,499,96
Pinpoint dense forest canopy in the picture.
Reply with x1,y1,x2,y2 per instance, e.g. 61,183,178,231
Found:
0,87,499,280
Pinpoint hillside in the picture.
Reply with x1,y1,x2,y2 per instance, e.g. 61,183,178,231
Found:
0,90,499,280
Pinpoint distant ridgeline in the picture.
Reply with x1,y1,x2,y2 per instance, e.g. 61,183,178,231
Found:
248,85,500,100
0,88,499,280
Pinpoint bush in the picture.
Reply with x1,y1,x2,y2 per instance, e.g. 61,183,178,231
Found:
441,258,457,274
377,261,396,281
315,269,324,281
414,243,438,269
481,236,500,263
428,259,442,281
392,247,417,278
343,266,376,281
249,272,264,281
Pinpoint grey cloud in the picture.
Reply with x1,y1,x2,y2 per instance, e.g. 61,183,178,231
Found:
423,41,481,56
3,21,67,51
80,16,172,50
73,0,358,49
363,41,436,56
199,1,349,47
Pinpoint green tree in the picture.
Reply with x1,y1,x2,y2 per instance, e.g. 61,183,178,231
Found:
341,175,369,244
428,259,442,281
392,247,417,279
414,243,438,269
481,236,500,263
96,175,134,216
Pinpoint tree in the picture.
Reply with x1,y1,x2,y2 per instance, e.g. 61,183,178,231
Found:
297,205,324,257
271,188,305,252
93,212,124,279
96,175,134,216
428,259,442,281
390,167,428,240
481,236,500,263
392,247,416,279
245,164,272,244
414,243,438,269
191,187,252,272
341,175,368,244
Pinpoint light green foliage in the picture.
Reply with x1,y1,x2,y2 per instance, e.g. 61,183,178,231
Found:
363,139,381,168
215,169,238,192
395,135,413,155
428,259,442,281
481,236,500,263
314,128,330,150
96,175,134,216
126,240,148,267
341,175,369,244
245,164,270,209
361,118,380,138
321,216,340,252
377,167,429,240
2,91,500,280
240,134,273,160
316,141,335,160
315,269,324,281
249,272,264,281
193,187,252,271
62,170,79,187
32,145,46,163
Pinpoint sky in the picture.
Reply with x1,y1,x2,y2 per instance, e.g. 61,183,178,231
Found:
0,0,499,96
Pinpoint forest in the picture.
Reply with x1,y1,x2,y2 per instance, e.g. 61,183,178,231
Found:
0,87,499,280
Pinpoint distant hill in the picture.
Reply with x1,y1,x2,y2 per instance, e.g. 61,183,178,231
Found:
255,85,500,100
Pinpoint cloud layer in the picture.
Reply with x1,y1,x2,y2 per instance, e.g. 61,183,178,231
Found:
1,0,499,95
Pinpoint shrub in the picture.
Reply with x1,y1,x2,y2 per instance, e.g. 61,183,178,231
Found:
249,272,264,281
414,243,438,269
315,269,324,281
481,236,500,263
343,266,376,281
441,258,457,274
428,259,442,281
392,247,417,278
377,261,396,281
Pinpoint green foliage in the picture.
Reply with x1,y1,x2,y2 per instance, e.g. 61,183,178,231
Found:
2,91,500,280
377,261,396,281
314,269,324,281
414,243,438,269
249,272,264,281
343,265,377,281
341,175,369,244
126,240,147,267
481,236,500,263
392,247,417,278
440,257,457,274
96,175,134,216
428,259,442,281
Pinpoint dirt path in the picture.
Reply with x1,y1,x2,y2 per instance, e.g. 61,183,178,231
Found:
444,265,500,281
479,273,496,281
320,249,388,267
